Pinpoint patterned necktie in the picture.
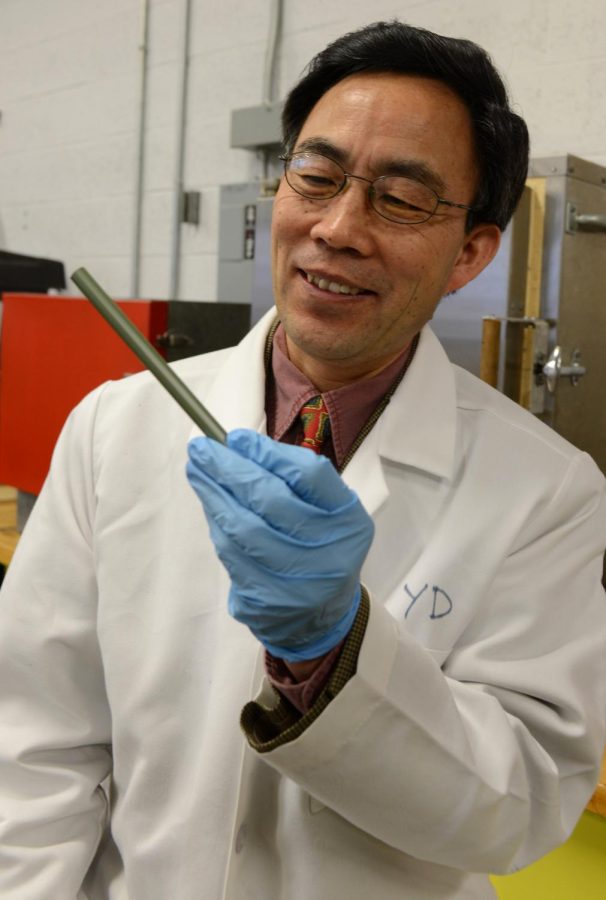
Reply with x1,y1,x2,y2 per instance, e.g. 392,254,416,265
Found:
298,395,331,454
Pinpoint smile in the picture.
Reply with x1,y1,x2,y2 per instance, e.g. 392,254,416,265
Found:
303,270,368,296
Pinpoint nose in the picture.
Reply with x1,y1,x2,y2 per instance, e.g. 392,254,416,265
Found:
308,177,375,255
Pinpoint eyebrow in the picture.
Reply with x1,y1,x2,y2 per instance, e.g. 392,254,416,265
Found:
294,136,448,196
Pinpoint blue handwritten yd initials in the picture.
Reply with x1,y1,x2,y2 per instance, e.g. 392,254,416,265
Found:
404,583,453,620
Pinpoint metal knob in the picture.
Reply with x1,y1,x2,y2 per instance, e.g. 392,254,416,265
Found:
542,346,587,393
155,330,194,349
566,204,606,234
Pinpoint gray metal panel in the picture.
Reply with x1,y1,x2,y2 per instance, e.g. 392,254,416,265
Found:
552,171,606,473
230,102,283,149
537,172,567,326
250,198,275,325
217,183,265,304
529,154,606,188
431,227,512,380
165,301,250,361
218,206,249,261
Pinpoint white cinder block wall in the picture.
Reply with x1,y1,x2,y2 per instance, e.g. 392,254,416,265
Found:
0,0,604,301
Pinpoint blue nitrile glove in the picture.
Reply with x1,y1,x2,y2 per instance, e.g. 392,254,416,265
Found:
186,429,374,662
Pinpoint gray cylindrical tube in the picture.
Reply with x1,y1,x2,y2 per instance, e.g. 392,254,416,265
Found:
71,267,226,443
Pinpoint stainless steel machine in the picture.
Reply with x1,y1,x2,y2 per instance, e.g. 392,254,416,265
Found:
432,154,606,476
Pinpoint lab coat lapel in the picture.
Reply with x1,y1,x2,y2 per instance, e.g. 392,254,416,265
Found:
187,308,276,441
341,429,390,518
377,326,458,480
342,327,458,516
187,317,457,518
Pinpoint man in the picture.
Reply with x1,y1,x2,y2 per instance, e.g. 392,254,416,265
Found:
1,20,605,900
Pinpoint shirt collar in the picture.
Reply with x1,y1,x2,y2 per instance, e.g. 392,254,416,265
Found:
195,310,458,490
270,323,413,468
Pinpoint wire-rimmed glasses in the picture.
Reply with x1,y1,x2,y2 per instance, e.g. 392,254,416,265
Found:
280,151,476,225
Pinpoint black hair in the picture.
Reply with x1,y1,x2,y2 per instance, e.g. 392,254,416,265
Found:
282,21,529,231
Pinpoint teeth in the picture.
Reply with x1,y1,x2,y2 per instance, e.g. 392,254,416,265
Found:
305,271,361,295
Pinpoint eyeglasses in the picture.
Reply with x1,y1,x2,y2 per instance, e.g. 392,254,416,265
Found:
280,151,476,225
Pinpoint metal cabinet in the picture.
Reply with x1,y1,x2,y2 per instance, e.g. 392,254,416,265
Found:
433,155,606,475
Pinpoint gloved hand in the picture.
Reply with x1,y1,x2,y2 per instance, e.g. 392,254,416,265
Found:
186,429,374,662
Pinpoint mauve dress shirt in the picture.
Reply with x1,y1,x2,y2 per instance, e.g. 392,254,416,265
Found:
264,323,413,713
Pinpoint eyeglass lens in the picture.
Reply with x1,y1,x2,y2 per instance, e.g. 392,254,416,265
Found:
285,152,439,224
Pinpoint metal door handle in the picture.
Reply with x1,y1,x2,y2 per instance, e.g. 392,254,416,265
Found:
566,204,606,234
155,330,195,349
542,346,587,392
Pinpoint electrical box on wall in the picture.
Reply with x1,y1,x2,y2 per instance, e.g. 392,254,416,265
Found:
230,102,283,150
217,182,274,318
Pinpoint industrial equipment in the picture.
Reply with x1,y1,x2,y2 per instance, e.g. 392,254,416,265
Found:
432,154,606,476
0,294,249,528
0,249,65,295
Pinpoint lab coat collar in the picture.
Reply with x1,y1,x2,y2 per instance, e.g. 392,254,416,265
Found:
189,313,457,510
337,326,457,516
188,309,276,441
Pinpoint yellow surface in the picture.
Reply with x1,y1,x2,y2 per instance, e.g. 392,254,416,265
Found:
480,317,502,387
491,812,606,899
587,752,606,817
0,485,17,527
523,177,546,320
0,486,18,565
0,527,19,566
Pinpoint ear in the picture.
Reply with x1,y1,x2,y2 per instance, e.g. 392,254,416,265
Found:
445,223,502,293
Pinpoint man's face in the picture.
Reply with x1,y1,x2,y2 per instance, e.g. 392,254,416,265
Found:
271,72,500,387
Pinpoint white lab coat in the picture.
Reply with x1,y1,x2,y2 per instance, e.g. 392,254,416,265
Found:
1,311,605,900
